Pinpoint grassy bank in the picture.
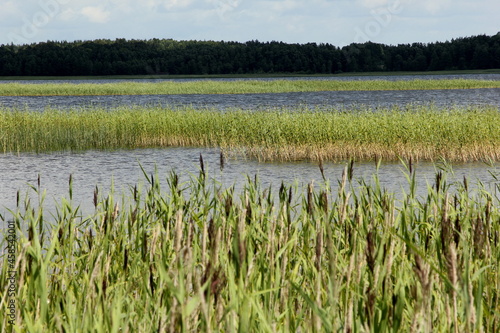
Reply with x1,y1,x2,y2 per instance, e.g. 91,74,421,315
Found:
2,105,500,162
1,166,499,332
1,79,500,96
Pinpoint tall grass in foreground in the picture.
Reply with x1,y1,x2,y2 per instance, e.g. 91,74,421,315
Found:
1,104,500,162
1,79,500,96
1,163,500,332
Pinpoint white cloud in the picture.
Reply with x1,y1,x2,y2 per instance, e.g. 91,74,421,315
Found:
0,0,498,46
81,6,111,23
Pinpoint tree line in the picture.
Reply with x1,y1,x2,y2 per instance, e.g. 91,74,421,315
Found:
0,33,499,76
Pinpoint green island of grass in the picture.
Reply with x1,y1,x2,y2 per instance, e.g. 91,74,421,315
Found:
2,105,500,162
1,165,499,331
1,78,500,96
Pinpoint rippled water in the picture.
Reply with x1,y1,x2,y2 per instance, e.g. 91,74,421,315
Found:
1,74,500,111
1,74,499,218
1,148,498,217
1,88,500,111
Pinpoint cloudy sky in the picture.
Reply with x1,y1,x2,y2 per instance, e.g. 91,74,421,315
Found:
1,0,499,47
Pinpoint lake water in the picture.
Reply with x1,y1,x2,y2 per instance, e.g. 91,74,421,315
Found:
1,88,500,111
1,74,500,111
1,148,499,218
1,74,499,217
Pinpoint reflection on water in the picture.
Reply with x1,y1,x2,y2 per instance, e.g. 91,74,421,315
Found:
1,148,498,217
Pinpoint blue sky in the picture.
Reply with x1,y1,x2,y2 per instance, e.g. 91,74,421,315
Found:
1,0,499,46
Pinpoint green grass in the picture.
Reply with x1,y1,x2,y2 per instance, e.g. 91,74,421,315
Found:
1,164,499,332
1,79,500,96
2,105,500,162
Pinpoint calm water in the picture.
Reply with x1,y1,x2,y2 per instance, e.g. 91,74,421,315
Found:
1,74,499,217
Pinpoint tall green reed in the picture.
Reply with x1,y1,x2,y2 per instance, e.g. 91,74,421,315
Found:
1,161,499,332
2,104,500,162
1,79,500,96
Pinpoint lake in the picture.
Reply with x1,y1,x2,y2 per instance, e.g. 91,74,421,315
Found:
1,74,499,216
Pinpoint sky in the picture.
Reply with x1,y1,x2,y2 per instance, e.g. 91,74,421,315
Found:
1,0,499,47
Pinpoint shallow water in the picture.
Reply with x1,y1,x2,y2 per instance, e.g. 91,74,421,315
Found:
1,74,500,111
1,74,499,218
1,88,499,111
1,148,498,218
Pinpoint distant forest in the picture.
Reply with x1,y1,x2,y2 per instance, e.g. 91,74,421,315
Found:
1,33,499,76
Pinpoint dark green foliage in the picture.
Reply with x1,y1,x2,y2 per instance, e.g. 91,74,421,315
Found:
0,33,499,76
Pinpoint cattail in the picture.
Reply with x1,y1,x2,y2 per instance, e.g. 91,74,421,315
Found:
413,254,431,298
279,181,285,203
307,182,314,216
88,229,93,250
319,158,325,181
446,243,459,333
440,193,452,256
199,153,205,180
473,213,485,259
366,231,375,275
315,226,323,272
142,230,148,262
224,192,233,217
133,184,138,202
435,171,443,193
68,174,73,200
320,190,328,215
112,202,119,221
347,159,354,182
220,150,225,172
245,194,252,224
340,166,347,195
93,186,99,209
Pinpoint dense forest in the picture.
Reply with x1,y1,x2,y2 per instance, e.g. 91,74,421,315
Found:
0,33,499,76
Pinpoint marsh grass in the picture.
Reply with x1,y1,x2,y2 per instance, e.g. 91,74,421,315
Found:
1,104,500,162
1,163,499,332
1,79,500,96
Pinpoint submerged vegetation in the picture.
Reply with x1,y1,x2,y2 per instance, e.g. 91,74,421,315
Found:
1,79,500,96
1,164,499,332
1,104,500,162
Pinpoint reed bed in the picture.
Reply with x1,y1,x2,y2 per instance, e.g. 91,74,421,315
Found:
1,163,499,332
1,79,500,96
1,105,500,162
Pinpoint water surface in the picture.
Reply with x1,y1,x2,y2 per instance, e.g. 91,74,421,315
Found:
1,88,499,111
1,148,498,217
